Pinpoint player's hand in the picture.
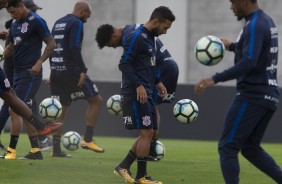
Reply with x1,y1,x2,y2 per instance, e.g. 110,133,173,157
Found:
31,60,42,75
220,37,231,50
136,85,147,104
77,72,86,88
0,31,8,40
156,82,167,97
194,77,215,94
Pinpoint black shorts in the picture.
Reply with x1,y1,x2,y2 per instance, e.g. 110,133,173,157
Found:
122,98,157,130
14,70,42,107
50,70,99,106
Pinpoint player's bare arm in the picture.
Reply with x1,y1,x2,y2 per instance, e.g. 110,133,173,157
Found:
194,77,215,94
3,42,13,60
136,85,147,104
77,72,87,88
156,82,167,97
31,36,56,75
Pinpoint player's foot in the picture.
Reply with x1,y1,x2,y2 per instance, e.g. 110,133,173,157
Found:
18,149,43,160
81,140,104,153
39,137,53,151
0,141,5,150
51,151,71,158
37,122,62,135
4,147,16,160
148,155,160,162
134,176,163,184
114,165,134,183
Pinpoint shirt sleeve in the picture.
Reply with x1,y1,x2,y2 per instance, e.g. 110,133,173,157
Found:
119,32,143,88
68,21,87,73
213,18,264,83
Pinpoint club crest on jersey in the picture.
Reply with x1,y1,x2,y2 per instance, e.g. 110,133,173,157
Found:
21,22,29,33
142,116,151,126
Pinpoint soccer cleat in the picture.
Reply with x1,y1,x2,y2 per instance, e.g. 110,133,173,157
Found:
114,165,134,183
37,122,62,135
51,151,71,158
148,155,160,162
18,150,43,160
134,176,163,184
4,147,16,160
39,137,53,151
81,140,104,153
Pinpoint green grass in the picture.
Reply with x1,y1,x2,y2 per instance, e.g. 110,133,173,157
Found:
0,133,281,184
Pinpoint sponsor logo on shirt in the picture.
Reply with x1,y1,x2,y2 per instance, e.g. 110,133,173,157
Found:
55,23,66,31
54,35,64,39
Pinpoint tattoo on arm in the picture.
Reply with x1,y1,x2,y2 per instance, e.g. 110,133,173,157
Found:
40,36,56,62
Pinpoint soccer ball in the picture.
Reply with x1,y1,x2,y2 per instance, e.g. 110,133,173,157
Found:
194,35,225,66
155,141,165,160
173,99,199,124
0,44,4,61
106,94,123,116
62,131,81,151
39,97,62,121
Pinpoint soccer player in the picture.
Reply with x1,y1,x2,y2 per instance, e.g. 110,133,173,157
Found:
95,23,179,161
102,6,174,184
195,0,282,183
48,1,104,157
3,0,61,159
0,0,52,151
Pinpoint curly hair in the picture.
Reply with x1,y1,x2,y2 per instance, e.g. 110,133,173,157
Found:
95,24,115,49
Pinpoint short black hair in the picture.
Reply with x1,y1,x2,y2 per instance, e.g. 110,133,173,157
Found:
95,24,115,49
149,6,175,22
7,0,21,8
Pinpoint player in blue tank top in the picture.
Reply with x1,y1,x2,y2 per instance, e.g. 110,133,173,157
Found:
96,23,179,161
195,0,282,183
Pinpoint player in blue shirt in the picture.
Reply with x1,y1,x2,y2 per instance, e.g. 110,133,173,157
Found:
0,0,52,152
96,23,179,161
97,6,175,184
195,0,282,183
49,1,104,157
3,0,60,160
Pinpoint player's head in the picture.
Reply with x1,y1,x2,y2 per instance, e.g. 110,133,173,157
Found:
23,0,41,12
95,24,123,49
229,0,258,21
0,0,7,10
6,0,29,21
147,6,175,37
73,1,91,23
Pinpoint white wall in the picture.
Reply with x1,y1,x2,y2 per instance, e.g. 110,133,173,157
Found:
135,0,188,83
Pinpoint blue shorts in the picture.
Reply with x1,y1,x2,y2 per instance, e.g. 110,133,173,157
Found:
122,98,158,130
50,70,99,106
0,67,11,94
154,61,179,105
13,70,42,108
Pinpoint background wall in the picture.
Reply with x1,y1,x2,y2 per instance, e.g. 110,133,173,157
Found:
0,1,282,142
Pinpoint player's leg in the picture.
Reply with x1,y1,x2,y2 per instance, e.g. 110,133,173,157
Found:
79,79,104,152
240,107,282,183
49,71,72,157
0,103,9,150
51,104,71,157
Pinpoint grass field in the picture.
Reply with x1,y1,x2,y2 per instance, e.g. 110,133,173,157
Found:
0,133,281,184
